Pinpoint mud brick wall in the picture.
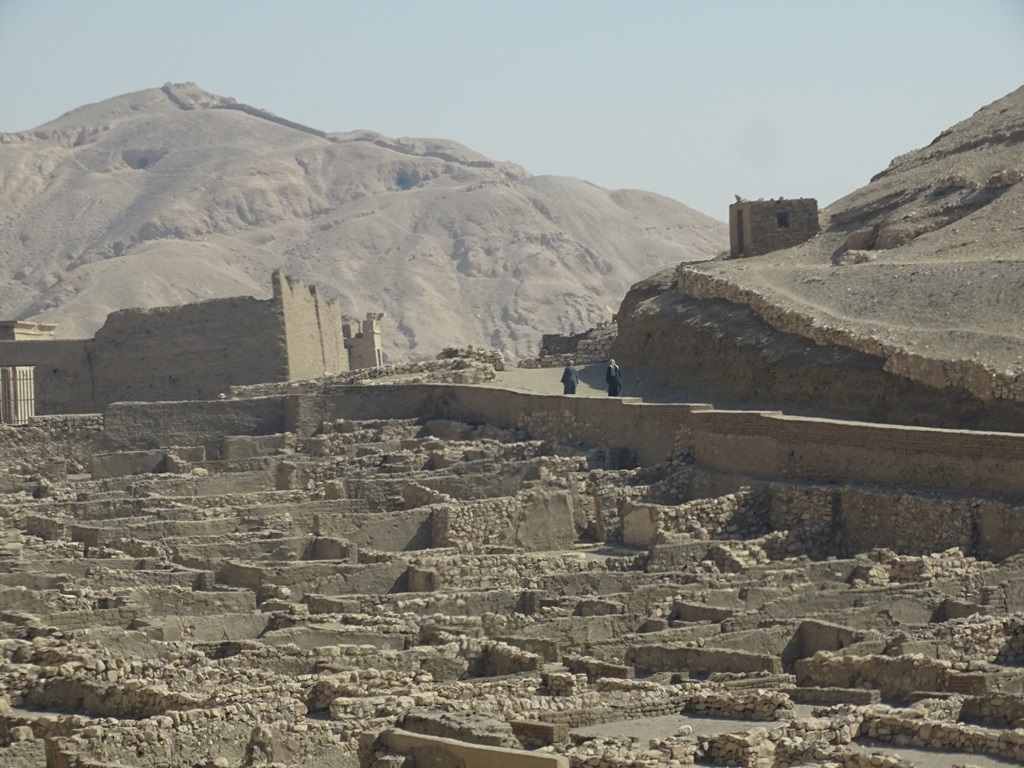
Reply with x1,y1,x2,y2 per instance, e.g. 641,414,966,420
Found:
0,340,93,414
89,296,287,408
0,272,362,415
273,270,348,380
0,413,104,474
103,396,289,458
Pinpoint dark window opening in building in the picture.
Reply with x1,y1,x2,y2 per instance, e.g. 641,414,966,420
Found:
776,212,789,229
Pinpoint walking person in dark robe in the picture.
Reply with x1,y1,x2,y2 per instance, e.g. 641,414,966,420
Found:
606,358,622,396
561,360,579,395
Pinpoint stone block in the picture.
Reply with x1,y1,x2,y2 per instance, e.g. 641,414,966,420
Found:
622,502,660,548
90,449,166,479
511,719,569,747
375,727,570,768
515,490,576,551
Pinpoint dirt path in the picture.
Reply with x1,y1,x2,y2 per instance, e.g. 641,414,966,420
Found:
479,363,703,404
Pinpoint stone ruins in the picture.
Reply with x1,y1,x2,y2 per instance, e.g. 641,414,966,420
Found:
727,199,819,259
1,332,1024,768
0,271,384,418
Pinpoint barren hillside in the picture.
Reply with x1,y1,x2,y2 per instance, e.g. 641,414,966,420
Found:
614,84,1024,429
688,84,1024,372
0,82,726,361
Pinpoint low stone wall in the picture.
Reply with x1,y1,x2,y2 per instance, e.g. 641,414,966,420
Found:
102,384,1024,560
629,643,783,676
795,651,1024,700
859,704,1024,763
0,414,104,475
431,490,576,552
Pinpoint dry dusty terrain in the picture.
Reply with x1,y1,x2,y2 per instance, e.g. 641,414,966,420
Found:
686,84,1024,374
0,82,726,362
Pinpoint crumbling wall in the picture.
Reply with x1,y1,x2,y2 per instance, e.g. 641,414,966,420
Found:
0,414,104,476
0,272,376,415
520,322,617,369
273,270,348,380
105,385,1024,505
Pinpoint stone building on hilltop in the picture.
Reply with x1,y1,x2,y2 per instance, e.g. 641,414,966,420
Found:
0,271,383,418
729,197,819,258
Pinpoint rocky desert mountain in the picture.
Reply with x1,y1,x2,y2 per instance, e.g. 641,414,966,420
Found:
614,84,1024,430
0,82,726,361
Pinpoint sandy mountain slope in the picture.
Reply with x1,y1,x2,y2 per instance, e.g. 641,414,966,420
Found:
681,84,1024,376
0,82,726,361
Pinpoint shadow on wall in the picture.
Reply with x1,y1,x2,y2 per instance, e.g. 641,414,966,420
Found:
574,363,619,396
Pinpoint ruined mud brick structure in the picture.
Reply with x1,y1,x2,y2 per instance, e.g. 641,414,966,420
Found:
729,198,819,258
0,271,383,416
5,359,1024,766
344,313,385,370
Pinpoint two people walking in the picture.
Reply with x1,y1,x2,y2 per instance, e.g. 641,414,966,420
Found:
560,358,622,396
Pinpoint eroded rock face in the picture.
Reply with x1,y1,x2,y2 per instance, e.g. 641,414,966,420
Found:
5,369,1024,768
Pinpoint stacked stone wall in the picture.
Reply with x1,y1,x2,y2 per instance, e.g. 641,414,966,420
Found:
103,384,1024,560
520,323,616,369
0,414,104,475
677,265,1024,403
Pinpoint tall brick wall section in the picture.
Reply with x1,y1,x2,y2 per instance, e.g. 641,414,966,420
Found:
316,293,347,374
88,297,288,409
272,271,348,379
0,340,93,414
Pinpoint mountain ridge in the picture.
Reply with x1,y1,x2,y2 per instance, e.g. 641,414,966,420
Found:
0,82,727,360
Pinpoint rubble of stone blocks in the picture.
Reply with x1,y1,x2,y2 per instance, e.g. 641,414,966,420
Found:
230,346,505,399
7,407,1024,766
519,323,617,369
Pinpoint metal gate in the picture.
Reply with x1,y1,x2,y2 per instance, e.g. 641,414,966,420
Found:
0,366,35,425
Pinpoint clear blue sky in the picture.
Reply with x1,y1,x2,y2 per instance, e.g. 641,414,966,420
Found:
1,0,1022,218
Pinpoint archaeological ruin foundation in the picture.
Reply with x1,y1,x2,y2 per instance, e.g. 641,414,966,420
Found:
0,346,1023,768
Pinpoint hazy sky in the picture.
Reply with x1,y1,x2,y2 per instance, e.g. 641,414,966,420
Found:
1,0,1022,218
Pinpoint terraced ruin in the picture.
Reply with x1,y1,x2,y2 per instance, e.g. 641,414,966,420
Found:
1,358,1024,768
